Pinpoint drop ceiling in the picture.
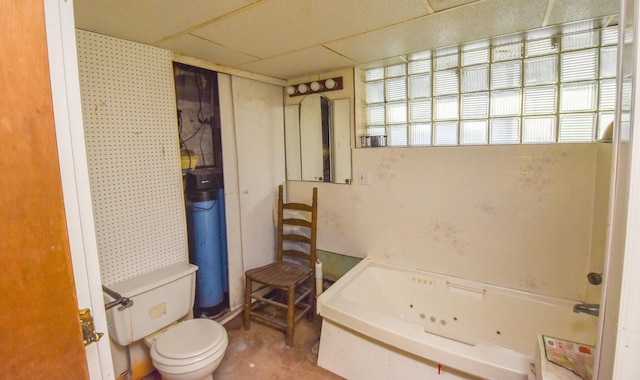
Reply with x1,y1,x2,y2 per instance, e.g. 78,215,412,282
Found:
74,0,619,81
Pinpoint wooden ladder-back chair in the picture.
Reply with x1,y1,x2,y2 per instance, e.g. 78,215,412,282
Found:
243,185,318,346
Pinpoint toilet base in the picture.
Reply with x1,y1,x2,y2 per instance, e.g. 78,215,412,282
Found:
153,353,224,380
158,373,213,380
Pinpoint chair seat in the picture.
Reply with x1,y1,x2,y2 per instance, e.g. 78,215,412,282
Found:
246,261,312,288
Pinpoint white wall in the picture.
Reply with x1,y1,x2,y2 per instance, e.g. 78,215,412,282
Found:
288,142,610,301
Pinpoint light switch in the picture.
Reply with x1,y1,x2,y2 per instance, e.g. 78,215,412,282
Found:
358,171,371,185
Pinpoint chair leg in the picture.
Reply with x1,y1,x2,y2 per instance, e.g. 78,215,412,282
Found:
243,276,252,331
286,286,295,346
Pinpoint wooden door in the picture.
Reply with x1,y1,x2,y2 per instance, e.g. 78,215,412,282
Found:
0,1,89,378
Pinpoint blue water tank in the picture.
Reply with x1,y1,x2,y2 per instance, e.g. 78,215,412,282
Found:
186,188,224,313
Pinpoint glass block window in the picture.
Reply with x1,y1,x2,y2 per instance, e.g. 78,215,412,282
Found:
461,120,488,145
363,20,619,147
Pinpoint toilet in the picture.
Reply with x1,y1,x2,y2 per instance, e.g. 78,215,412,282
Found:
106,262,228,380
145,319,228,380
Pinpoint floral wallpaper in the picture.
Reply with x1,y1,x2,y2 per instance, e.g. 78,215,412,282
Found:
516,147,575,202
287,143,610,301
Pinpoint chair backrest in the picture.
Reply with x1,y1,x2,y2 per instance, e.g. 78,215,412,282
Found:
276,185,318,269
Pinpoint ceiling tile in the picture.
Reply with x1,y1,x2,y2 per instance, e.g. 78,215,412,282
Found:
326,0,548,64
191,0,431,58
426,0,483,12
546,0,620,26
156,34,258,67
74,0,621,80
74,0,259,44
235,46,357,80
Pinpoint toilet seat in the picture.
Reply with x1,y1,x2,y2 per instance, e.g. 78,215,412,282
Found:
150,319,228,368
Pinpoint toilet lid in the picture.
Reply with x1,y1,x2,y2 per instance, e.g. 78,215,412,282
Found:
154,319,225,360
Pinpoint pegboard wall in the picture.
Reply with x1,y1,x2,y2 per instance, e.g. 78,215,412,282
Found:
76,30,187,285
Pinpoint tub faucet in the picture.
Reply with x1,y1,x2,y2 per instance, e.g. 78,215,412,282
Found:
573,303,600,317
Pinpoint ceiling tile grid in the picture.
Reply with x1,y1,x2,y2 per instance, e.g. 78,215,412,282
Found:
190,0,433,58
236,45,356,79
325,0,548,65
74,0,260,44
156,33,258,67
74,0,620,80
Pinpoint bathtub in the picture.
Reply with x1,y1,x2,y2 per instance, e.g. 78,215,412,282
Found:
317,258,597,380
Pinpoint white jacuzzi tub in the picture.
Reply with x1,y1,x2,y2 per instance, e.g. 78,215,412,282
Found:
317,258,597,379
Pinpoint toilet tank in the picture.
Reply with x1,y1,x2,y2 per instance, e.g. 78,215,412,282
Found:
105,262,198,346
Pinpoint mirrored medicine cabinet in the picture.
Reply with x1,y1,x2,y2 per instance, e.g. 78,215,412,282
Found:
285,94,351,184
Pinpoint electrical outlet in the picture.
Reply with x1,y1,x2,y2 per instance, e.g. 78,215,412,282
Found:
358,171,371,185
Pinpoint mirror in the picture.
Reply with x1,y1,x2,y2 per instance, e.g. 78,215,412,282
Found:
301,94,330,181
285,95,351,184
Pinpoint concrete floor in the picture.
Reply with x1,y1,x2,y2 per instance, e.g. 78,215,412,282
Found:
212,312,343,380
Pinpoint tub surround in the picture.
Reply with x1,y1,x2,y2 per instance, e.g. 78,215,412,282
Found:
288,142,611,302
585,143,612,304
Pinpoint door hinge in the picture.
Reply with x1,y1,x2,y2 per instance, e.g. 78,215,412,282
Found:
79,308,104,346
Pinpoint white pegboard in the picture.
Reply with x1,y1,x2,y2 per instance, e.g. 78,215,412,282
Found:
76,30,187,285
